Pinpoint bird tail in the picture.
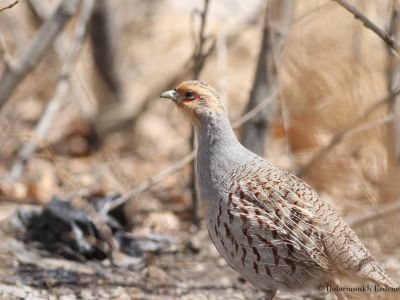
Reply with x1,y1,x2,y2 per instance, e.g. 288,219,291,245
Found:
358,258,398,289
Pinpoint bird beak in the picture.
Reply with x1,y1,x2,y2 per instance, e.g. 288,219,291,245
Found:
160,89,177,102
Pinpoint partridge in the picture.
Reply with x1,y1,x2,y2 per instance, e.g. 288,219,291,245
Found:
160,80,398,300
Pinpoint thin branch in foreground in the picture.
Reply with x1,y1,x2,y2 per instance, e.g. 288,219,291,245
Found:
297,87,400,177
332,0,400,55
108,92,278,211
9,0,96,180
0,0,18,13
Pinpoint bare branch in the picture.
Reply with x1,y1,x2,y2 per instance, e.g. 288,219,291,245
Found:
108,151,197,211
0,0,80,110
9,0,95,180
280,96,294,171
297,87,400,177
332,0,400,55
380,0,400,202
387,1,400,161
241,0,294,155
189,0,213,225
192,0,213,79
0,33,12,66
89,0,124,127
27,0,97,127
0,0,18,13
347,200,400,227
96,64,192,133
28,0,51,20
232,91,278,128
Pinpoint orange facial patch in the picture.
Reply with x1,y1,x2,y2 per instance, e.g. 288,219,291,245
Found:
175,81,225,113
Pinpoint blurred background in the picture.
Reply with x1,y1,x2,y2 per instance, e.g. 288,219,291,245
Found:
0,0,399,299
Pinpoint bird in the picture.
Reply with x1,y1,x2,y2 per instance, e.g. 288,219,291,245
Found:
160,80,398,300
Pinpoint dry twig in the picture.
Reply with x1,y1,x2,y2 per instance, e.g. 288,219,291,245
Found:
189,0,214,226
9,0,95,180
0,0,80,110
332,0,400,55
0,34,11,65
379,0,400,202
97,64,192,133
297,87,400,177
241,0,294,156
347,200,400,227
0,0,18,13
191,0,214,78
28,0,50,20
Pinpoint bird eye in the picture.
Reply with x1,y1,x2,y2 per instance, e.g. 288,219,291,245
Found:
184,91,194,99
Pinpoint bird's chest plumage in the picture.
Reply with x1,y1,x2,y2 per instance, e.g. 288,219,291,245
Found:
202,188,294,292
201,173,330,293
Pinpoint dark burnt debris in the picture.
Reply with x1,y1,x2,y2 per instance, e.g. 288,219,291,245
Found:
14,195,171,268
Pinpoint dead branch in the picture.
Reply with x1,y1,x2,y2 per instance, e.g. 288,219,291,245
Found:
347,200,400,227
387,1,400,162
89,0,124,137
9,0,95,180
27,0,50,21
0,34,11,66
27,0,97,129
332,0,400,55
108,151,196,211
347,114,395,137
191,0,213,78
89,0,121,100
231,91,278,128
380,0,400,202
188,0,214,226
27,0,75,60
0,0,18,13
280,96,294,171
297,87,400,177
241,0,294,155
108,92,278,211
0,0,80,110
95,63,193,133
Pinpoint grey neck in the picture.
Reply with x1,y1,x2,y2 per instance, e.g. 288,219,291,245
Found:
195,111,251,198
196,112,239,156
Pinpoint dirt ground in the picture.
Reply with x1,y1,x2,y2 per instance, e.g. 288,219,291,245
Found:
0,204,339,300
0,201,399,300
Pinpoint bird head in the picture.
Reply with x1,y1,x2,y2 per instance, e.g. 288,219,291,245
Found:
160,80,226,127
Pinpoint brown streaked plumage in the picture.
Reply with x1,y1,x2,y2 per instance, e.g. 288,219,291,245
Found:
160,80,398,300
